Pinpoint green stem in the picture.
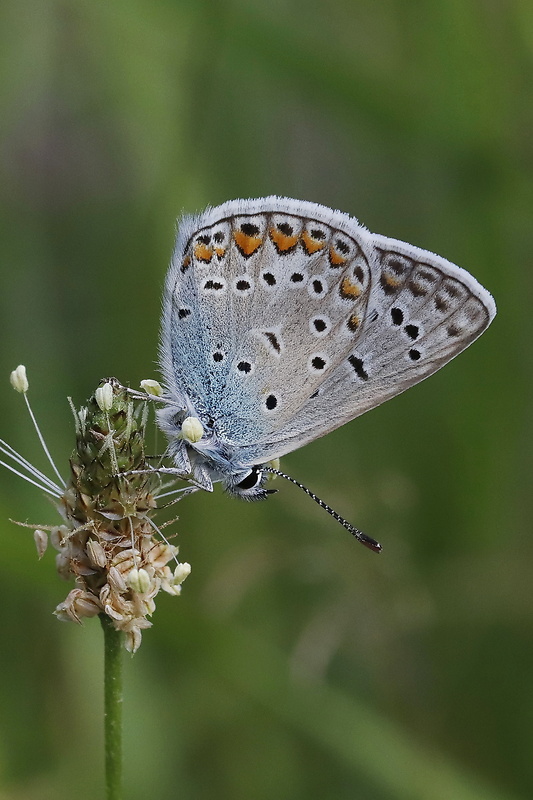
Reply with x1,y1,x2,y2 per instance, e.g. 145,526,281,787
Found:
100,614,123,800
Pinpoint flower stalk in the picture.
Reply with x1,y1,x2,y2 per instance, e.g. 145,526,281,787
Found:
100,613,124,800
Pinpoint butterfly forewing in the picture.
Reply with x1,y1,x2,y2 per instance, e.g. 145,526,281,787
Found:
163,199,377,444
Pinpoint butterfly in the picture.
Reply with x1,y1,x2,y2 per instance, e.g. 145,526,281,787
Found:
156,197,496,549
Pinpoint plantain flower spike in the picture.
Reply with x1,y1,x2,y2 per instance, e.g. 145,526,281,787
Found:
50,378,190,652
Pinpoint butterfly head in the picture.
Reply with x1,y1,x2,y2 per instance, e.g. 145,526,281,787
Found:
158,405,276,500
223,465,277,502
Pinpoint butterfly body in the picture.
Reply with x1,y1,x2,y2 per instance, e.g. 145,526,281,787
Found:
157,197,496,499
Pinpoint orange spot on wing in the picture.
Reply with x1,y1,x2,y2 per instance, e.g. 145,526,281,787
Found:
340,277,361,299
329,246,348,267
181,255,191,272
269,227,299,253
214,247,226,259
347,314,361,331
234,230,263,256
382,274,402,289
194,243,213,263
301,230,326,254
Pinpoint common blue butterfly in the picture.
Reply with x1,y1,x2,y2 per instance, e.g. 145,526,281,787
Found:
156,197,496,548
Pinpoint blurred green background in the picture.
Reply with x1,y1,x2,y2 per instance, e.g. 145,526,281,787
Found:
0,1,531,798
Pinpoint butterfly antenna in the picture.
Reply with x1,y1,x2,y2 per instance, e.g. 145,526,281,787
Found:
262,467,381,553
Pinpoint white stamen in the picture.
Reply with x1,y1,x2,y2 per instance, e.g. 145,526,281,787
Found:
156,485,200,500
181,416,204,443
172,562,191,585
10,365,29,393
140,379,163,397
145,515,181,566
128,516,139,569
95,383,114,412
23,389,65,487
127,568,151,594
0,438,63,495
0,457,62,497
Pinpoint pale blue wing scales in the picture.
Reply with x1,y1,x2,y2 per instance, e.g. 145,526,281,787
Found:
161,199,375,446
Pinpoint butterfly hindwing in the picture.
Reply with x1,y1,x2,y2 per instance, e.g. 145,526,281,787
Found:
240,233,496,463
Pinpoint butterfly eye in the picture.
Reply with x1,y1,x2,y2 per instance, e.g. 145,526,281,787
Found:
235,467,263,490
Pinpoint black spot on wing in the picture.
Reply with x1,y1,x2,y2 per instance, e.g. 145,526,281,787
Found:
391,307,403,325
348,355,368,380
311,356,326,370
241,222,260,236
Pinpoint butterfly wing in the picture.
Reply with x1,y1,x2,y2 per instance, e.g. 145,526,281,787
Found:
160,198,496,469
160,197,375,441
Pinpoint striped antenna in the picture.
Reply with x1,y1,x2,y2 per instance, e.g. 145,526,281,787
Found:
263,466,381,553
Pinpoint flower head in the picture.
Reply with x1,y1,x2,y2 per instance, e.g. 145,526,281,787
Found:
5,375,190,652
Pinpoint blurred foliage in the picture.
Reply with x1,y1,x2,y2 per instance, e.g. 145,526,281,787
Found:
0,0,531,798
